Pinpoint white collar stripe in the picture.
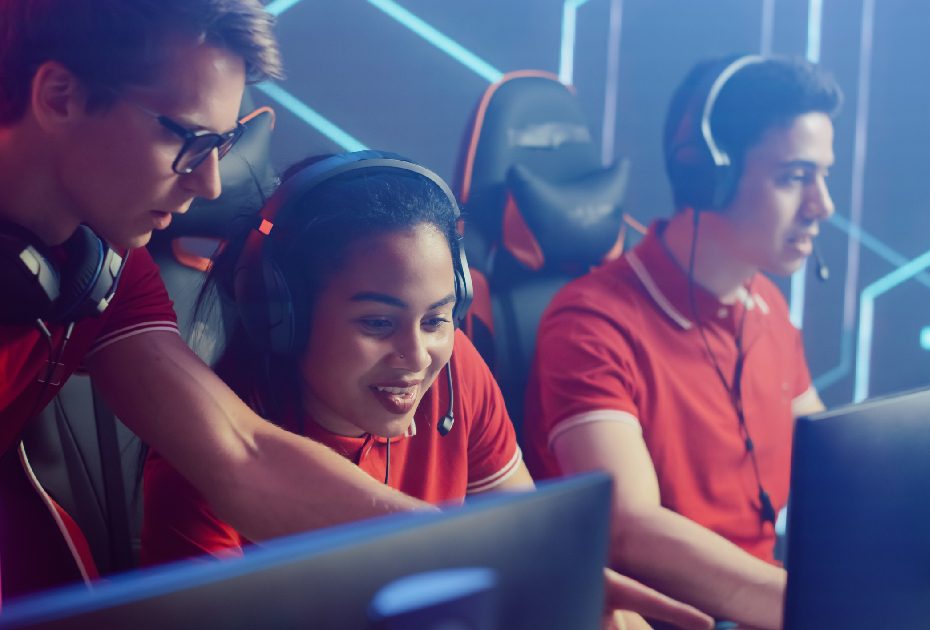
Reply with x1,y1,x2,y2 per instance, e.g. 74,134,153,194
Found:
627,251,693,330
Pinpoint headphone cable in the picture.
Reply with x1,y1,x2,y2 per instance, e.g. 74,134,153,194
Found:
384,439,390,486
19,320,75,439
686,211,776,525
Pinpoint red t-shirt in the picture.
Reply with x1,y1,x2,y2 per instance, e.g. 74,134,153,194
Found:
140,329,522,566
523,221,815,563
0,246,179,600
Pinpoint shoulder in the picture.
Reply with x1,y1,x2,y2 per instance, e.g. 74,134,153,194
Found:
452,329,496,391
539,256,647,343
109,246,172,306
86,247,178,356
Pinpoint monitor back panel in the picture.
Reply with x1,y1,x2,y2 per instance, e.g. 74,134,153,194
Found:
785,387,930,630
0,474,611,630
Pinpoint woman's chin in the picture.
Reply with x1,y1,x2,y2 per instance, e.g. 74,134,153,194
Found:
367,415,416,440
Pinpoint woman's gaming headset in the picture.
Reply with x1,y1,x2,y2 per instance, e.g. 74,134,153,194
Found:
232,151,473,437
0,222,124,326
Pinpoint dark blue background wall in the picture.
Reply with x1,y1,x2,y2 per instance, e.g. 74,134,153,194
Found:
253,0,930,409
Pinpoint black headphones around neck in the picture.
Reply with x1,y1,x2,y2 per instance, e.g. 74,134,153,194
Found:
666,54,765,211
0,221,124,327
233,150,473,356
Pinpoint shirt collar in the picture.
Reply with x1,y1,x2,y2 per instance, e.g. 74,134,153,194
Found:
286,408,416,449
624,220,769,331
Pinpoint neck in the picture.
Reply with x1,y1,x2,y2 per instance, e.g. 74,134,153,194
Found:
662,208,757,304
0,119,80,246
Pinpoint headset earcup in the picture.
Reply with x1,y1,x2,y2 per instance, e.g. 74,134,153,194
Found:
47,225,104,323
275,254,311,354
0,223,60,325
452,242,473,328
713,163,743,209
668,148,717,210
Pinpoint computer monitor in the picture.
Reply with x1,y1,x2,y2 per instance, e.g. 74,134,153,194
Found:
784,386,930,630
0,473,611,630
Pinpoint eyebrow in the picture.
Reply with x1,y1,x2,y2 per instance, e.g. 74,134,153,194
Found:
778,159,829,170
167,113,238,135
350,291,457,311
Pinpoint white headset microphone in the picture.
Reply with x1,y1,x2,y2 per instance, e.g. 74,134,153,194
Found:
812,240,829,282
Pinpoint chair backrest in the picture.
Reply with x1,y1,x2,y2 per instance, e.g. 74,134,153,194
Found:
455,72,630,442
21,94,275,576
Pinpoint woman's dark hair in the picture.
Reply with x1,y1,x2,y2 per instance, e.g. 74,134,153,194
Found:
196,154,463,429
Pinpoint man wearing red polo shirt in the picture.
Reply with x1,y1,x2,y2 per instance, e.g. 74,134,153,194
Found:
524,56,841,629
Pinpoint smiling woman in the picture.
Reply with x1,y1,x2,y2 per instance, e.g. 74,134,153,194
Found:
139,151,530,565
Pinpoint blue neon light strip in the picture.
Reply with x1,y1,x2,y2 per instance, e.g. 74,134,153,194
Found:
789,261,807,329
811,0,876,395
255,83,368,152
812,329,855,391
265,0,303,16
559,0,593,84
600,0,624,166
811,213,930,392
921,327,930,351
365,0,503,83
806,0,824,63
854,247,930,402
786,0,827,331
827,215,930,289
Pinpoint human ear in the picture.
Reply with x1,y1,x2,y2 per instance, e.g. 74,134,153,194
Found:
30,60,87,133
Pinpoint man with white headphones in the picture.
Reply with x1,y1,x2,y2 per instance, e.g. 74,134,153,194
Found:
525,56,841,629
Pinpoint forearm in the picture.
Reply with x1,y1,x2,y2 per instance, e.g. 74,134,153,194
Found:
205,422,432,541
88,332,431,542
610,507,786,630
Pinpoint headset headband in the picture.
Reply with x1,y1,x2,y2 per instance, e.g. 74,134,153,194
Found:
235,150,472,354
258,152,461,234
701,55,765,167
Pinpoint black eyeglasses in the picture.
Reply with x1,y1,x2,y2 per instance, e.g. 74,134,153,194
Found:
121,97,244,174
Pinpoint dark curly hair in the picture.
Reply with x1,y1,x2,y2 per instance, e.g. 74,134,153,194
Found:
197,155,463,428
664,55,843,210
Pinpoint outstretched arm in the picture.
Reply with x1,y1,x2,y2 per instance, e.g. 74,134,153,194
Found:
552,421,786,630
86,331,431,542
471,465,712,630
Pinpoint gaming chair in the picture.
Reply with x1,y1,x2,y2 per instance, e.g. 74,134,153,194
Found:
20,91,276,576
455,71,631,442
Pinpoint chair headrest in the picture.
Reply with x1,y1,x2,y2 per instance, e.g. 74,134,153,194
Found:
158,108,276,239
504,158,631,273
459,73,601,243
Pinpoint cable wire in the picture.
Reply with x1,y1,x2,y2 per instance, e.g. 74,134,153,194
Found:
686,212,776,524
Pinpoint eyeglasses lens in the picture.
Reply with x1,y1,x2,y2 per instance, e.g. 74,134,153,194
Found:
175,126,243,174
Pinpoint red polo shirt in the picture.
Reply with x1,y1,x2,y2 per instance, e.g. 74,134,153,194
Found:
523,221,815,563
140,330,522,566
0,247,179,601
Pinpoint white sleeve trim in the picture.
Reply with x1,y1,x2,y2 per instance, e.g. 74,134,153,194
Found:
791,385,819,417
466,446,523,494
547,409,641,450
627,251,693,330
86,321,180,357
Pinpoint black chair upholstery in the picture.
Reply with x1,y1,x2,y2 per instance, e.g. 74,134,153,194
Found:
456,72,630,443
